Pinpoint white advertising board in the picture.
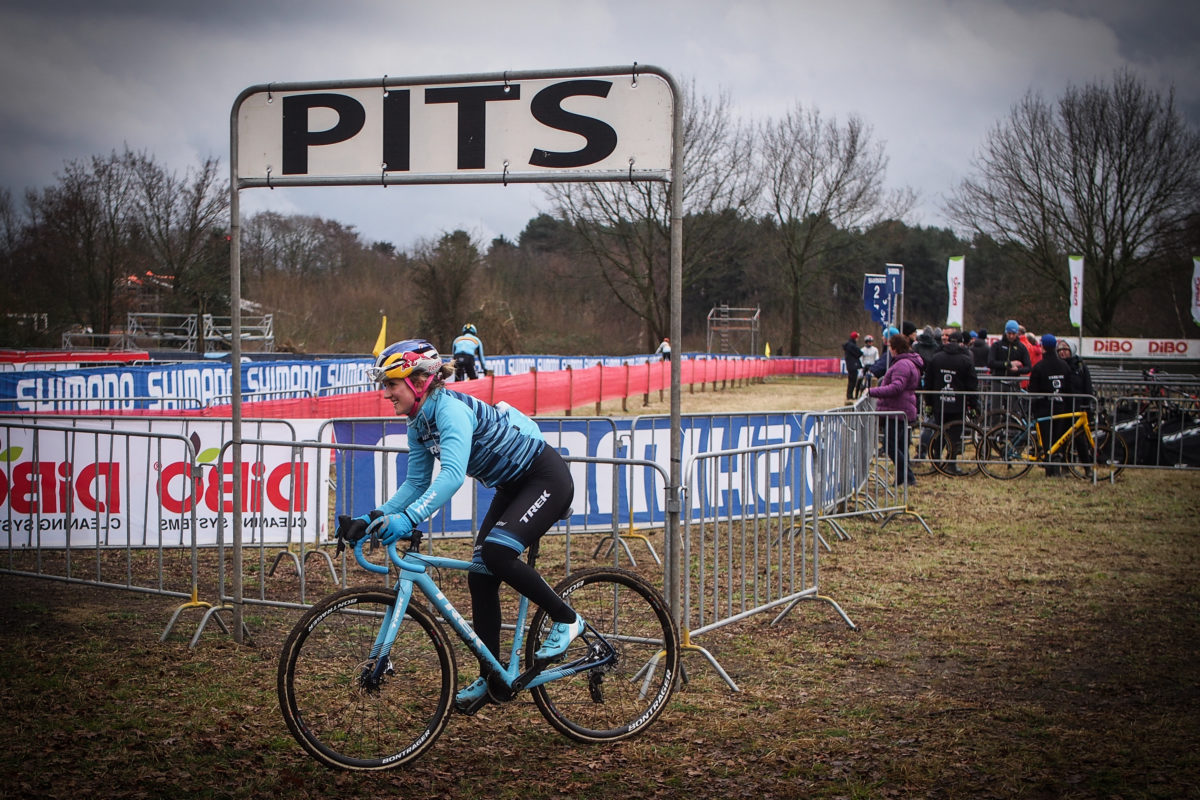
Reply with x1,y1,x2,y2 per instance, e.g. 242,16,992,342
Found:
236,73,674,185
1081,338,1200,360
0,419,329,548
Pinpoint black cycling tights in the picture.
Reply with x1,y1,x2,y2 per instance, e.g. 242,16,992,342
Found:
467,446,576,667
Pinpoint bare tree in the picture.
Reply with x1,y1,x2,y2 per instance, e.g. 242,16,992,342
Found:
946,69,1200,334
756,105,912,354
409,230,484,346
24,152,146,337
0,188,16,256
543,82,759,348
240,211,362,280
126,150,230,334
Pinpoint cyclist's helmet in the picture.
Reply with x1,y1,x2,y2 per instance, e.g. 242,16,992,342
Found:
368,339,441,383
461,323,477,335
864,334,874,342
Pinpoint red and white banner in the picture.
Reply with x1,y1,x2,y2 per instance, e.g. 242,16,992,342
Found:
946,256,964,328
1069,255,1084,329
0,419,329,547
1083,338,1200,359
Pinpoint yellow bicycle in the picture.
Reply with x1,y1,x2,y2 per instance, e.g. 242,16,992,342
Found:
982,409,1128,480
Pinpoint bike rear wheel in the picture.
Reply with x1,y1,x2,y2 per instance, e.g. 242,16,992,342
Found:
1067,423,1129,481
278,587,455,771
528,567,679,743
981,422,1033,480
929,420,984,476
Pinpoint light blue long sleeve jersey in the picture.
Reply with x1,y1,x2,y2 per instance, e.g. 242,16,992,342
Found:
452,333,487,371
378,388,544,526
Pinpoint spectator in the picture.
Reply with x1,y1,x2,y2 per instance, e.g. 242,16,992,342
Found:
923,329,979,474
842,331,863,401
1059,339,1093,411
452,323,488,381
988,320,1031,378
868,333,923,487
970,328,991,368
1025,331,1044,368
913,326,940,377
868,326,901,382
856,334,879,397
1028,333,1070,476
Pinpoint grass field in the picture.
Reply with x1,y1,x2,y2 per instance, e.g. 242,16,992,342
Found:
1,376,1197,799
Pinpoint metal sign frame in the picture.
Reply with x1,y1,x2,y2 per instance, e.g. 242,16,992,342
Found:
227,65,685,639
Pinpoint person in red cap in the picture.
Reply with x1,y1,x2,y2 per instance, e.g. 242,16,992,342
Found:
843,331,863,402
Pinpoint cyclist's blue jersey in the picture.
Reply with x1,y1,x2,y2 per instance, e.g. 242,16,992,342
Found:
379,388,544,525
452,333,486,370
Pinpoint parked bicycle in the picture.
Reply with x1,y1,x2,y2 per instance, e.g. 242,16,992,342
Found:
926,418,986,476
981,409,1128,480
278,529,680,771
910,410,986,478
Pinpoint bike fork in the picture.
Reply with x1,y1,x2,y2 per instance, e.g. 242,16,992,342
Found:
365,578,415,685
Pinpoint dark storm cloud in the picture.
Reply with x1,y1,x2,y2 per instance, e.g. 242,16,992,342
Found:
1,0,1197,246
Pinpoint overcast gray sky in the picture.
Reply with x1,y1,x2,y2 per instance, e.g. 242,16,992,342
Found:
2,0,1197,250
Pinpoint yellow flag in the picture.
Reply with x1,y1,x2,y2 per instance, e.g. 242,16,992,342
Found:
764,342,771,358
372,316,387,357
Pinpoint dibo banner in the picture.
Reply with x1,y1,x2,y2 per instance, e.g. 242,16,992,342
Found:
0,419,328,547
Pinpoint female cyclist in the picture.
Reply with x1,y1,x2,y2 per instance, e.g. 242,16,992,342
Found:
337,339,584,712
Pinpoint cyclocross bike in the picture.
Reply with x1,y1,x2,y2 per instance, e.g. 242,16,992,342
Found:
981,408,1128,480
277,529,680,771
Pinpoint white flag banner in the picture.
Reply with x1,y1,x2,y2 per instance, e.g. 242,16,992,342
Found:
1069,255,1084,329
946,255,964,328
1192,256,1200,327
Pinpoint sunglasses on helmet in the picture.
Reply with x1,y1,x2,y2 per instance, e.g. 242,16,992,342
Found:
367,351,426,383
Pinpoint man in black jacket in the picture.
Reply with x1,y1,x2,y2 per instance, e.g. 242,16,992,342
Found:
923,329,979,474
842,331,863,401
988,320,1031,378
913,326,940,380
970,328,990,368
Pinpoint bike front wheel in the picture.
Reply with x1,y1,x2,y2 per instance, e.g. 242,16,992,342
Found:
981,422,1033,480
528,567,680,743
278,586,456,771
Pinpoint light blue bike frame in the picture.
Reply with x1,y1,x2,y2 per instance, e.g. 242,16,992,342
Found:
351,538,607,692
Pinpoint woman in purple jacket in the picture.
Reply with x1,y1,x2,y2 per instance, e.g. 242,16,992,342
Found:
868,333,924,486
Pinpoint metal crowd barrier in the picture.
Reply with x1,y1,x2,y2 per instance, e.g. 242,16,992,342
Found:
907,388,1168,480
804,407,930,537
4,410,873,676
185,432,672,648
0,421,206,622
0,395,204,413
1106,393,1200,470
680,437,858,690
